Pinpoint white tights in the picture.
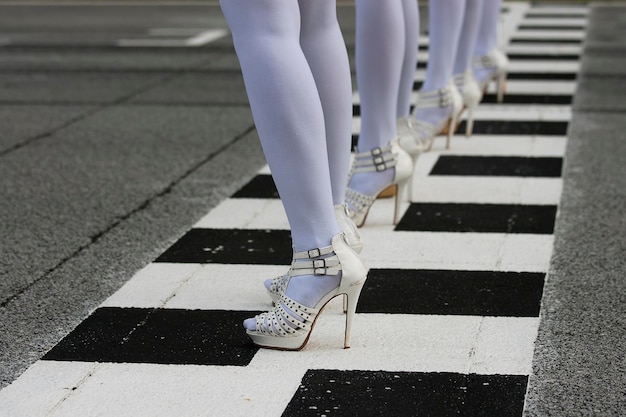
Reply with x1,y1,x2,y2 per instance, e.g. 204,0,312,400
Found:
475,0,502,56
454,0,485,75
473,0,502,82
220,0,351,253
414,0,466,126
421,0,466,92
220,0,353,321
350,0,419,198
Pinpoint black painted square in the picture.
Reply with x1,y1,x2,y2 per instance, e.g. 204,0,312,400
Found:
395,203,557,234
507,53,580,61
43,308,259,366
510,37,582,44
358,269,545,317
430,156,563,177
525,13,588,19
518,24,586,31
457,120,568,136
155,228,292,264
232,174,279,199
481,94,572,104
282,370,528,416
506,72,577,80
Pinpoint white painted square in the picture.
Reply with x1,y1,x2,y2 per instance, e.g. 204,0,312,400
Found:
0,361,97,417
101,263,203,308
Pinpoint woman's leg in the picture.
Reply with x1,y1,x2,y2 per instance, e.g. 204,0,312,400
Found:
473,0,504,84
453,0,484,75
474,0,502,56
299,0,353,206
421,0,465,92
350,0,405,197
413,0,466,127
220,0,341,314
397,0,420,119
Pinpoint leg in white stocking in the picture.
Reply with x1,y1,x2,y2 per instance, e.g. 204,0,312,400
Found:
454,0,484,75
415,0,465,127
299,0,353,207
453,0,484,136
474,0,501,55
219,0,345,331
473,0,503,84
350,0,405,199
397,0,420,119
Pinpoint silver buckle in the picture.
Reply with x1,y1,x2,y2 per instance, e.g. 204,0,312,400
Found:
313,259,327,275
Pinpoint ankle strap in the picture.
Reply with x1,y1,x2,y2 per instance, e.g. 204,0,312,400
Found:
473,50,503,69
293,243,335,259
291,243,341,276
417,84,455,108
352,143,398,174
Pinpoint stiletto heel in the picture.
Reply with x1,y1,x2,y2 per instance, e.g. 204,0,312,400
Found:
474,48,508,103
466,107,475,137
343,279,365,348
345,139,413,227
453,69,482,138
496,72,507,103
266,203,362,304
445,111,458,150
247,233,368,351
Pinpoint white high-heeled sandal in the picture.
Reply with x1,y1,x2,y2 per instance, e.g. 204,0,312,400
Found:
247,233,368,351
398,80,463,155
453,69,483,137
266,203,362,304
398,81,462,201
473,48,509,103
345,139,413,227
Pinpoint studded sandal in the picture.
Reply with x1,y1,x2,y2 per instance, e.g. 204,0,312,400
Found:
345,139,413,227
266,203,362,304
247,233,368,351
398,80,463,155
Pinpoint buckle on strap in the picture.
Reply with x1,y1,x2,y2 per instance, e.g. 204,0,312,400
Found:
313,259,327,275
307,248,321,258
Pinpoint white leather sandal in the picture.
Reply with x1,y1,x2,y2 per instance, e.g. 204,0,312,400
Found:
266,203,362,304
398,81,462,200
398,80,463,155
473,48,509,103
345,139,413,227
247,233,368,351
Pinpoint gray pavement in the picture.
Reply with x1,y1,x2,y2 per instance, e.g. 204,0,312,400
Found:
0,2,268,388
0,2,624,415
524,4,626,415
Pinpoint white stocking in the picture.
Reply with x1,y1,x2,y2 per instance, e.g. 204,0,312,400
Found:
454,0,484,75
299,0,353,206
421,0,466,92
474,0,502,56
397,0,420,118
350,0,405,198
473,0,502,82
415,0,466,125
220,0,339,252
220,0,348,325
